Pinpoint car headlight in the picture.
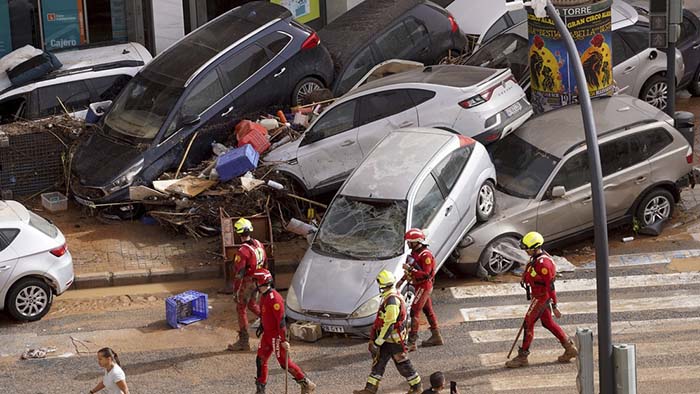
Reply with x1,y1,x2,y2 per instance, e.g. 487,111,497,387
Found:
286,285,301,312
351,295,381,319
107,159,144,193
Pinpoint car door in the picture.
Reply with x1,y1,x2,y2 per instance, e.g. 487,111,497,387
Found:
217,42,275,115
375,20,419,63
245,31,294,108
678,12,700,84
536,150,594,239
335,45,380,96
356,90,419,156
295,99,362,191
410,173,460,264
597,133,652,221
612,30,641,95
404,17,432,64
0,229,20,294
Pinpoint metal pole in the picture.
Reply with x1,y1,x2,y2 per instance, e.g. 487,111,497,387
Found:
576,328,595,394
666,40,676,117
613,344,637,394
544,2,613,393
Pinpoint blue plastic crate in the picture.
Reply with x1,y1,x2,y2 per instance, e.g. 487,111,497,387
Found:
216,144,259,182
165,290,208,328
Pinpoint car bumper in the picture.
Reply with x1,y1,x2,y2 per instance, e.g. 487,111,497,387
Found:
473,98,533,144
286,307,374,336
46,251,74,295
72,184,130,207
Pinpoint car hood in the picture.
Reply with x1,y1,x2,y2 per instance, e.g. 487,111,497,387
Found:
264,137,301,163
292,249,406,315
492,189,532,219
72,132,143,187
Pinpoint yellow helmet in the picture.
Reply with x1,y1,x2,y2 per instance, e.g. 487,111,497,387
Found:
520,231,544,250
234,218,254,234
376,270,395,288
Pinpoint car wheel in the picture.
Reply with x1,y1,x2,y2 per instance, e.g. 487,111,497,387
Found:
401,284,416,329
6,278,53,321
476,180,496,222
636,188,674,227
292,77,324,106
640,74,668,110
479,236,522,276
689,67,700,97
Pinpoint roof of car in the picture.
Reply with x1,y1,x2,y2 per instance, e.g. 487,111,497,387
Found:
0,200,28,223
350,64,501,95
516,95,671,158
319,0,424,73
340,128,455,200
145,1,291,87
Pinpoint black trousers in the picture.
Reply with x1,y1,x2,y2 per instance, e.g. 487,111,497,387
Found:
367,342,421,387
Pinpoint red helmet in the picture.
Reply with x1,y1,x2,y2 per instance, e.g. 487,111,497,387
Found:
404,228,428,245
252,268,273,287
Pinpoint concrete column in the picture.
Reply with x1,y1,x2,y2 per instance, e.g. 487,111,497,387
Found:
126,0,145,46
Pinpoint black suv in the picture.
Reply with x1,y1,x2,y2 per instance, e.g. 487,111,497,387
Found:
71,1,333,205
320,0,467,97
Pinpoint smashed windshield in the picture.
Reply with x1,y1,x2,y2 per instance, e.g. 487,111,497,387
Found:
312,196,407,260
103,73,184,141
488,134,559,199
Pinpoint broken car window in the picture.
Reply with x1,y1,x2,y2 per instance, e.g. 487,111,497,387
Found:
312,196,407,260
489,134,559,199
411,175,445,229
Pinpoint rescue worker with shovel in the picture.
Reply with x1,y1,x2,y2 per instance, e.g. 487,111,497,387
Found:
401,228,443,352
252,268,316,394
228,218,266,352
354,270,423,394
505,231,578,368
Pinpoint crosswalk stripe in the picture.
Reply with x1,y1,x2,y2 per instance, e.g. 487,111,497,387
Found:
469,317,700,343
478,340,700,367
460,294,700,322
450,272,700,299
489,365,700,391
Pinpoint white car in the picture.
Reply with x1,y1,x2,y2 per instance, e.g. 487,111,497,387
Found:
265,64,531,196
286,128,496,335
0,43,152,125
0,201,73,321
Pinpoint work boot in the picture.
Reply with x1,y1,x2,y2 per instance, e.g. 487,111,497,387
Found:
406,332,418,352
505,347,529,368
227,330,251,351
420,328,444,347
406,382,423,394
255,381,265,394
558,338,578,363
353,383,378,394
299,377,317,393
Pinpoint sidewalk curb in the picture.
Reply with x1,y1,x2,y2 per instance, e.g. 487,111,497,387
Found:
71,260,299,290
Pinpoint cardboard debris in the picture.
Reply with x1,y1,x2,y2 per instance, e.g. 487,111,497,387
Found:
129,185,168,201
165,176,217,198
152,179,180,194
240,177,266,192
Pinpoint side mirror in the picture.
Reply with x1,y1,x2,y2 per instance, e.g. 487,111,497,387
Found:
551,186,566,198
649,50,657,61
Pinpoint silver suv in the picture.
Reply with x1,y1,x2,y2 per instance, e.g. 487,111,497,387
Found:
453,95,694,277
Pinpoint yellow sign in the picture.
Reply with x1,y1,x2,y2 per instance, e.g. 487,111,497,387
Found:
270,0,320,24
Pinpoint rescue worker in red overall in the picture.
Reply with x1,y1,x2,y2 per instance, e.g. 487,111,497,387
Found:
401,228,443,352
252,268,316,394
228,218,267,352
354,270,422,394
505,231,578,368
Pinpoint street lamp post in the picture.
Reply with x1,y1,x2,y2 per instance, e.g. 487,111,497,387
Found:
542,1,614,392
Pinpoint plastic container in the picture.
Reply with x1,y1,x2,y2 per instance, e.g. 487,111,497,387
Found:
237,127,270,153
165,290,208,329
235,120,268,141
41,192,67,212
216,144,259,182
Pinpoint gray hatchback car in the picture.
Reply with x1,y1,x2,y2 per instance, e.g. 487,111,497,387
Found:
453,95,695,277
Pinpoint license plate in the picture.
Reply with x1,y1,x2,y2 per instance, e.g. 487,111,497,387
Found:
322,325,345,333
505,101,522,118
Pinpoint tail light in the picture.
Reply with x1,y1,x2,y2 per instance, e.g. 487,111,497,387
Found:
457,135,475,147
448,14,459,33
301,32,320,51
50,244,67,257
687,146,693,164
459,75,516,109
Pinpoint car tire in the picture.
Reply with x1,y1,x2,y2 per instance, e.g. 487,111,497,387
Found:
689,67,700,97
6,277,53,321
292,77,325,106
636,188,674,227
479,236,521,276
639,74,668,110
476,180,496,222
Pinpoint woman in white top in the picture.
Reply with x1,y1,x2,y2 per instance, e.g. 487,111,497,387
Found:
89,347,130,394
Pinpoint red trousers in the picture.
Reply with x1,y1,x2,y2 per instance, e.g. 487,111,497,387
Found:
409,285,438,334
237,280,260,331
522,297,567,351
256,335,305,384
